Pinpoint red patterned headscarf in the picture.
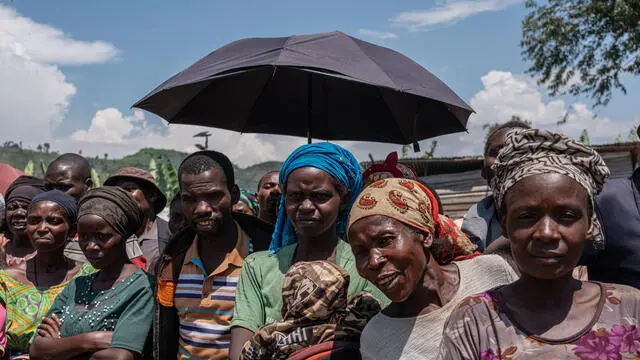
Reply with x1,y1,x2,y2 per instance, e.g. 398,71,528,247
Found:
348,178,477,264
362,152,418,188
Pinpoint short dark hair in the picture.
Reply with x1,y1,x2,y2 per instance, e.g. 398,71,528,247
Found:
48,153,91,180
257,171,280,191
178,151,235,190
484,120,532,156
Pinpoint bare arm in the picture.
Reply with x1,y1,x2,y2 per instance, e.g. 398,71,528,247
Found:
89,348,136,360
30,332,112,360
230,327,254,360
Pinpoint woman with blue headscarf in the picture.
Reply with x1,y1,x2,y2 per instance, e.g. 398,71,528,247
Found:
230,143,389,360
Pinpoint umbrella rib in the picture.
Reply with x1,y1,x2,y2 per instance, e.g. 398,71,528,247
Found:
346,36,401,91
240,66,278,133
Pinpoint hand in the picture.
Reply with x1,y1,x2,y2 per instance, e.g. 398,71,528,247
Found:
37,314,62,338
88,331,113,350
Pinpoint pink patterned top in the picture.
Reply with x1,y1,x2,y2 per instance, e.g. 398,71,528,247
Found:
438,282,640,360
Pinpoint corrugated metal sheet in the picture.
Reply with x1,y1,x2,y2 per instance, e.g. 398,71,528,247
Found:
424,152,635,219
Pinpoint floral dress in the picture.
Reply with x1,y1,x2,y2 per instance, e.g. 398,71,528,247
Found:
438,282,640,360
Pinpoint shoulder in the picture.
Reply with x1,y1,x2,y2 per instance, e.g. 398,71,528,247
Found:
458,254,512,273
597,178,633,204
600,282,640,303
446,291,500,326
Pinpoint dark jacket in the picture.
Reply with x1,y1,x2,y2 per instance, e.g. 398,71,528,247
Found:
153,212,274,360
156,217,171,256
586,169,640,288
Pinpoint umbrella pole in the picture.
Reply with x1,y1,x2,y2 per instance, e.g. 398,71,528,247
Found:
307,73,312,144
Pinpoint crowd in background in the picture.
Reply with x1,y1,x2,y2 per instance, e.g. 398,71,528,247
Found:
0,120,637,359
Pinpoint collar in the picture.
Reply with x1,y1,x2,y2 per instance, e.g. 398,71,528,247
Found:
139,219,159,241
184,221,249,274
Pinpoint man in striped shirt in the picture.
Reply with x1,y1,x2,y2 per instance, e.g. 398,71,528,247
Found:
154,151,273,360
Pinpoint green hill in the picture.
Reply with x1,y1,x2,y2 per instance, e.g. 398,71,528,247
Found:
0,147,282,195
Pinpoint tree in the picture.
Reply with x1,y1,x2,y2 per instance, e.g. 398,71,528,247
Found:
400,145,410,159
628,127,639,142
522,0,640,107
36,144,43,152
579,129,590,145
615,134,624,144
78,149,83,155
104,153,108,160
422,140,438,159
43,142,50,153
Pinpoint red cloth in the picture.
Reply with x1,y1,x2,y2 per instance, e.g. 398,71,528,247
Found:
130,256,147,271
0,164,23,197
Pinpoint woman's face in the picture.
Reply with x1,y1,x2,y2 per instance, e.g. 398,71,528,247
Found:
77,214,125,270
285,167,345,240
26,201,70,252
6,200,29,236
502,173,590,279
349,215,431,303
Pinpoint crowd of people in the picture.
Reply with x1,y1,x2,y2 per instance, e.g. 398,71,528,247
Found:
0,121,637,360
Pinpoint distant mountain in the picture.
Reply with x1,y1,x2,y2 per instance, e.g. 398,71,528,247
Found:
0,147,281,193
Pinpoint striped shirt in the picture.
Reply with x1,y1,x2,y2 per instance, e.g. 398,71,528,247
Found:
175,222,249,360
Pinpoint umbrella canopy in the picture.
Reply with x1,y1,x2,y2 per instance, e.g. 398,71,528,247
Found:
134,31,473,144
0,164,24,196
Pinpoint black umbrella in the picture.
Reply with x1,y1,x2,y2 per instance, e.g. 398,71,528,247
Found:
134,31,473,146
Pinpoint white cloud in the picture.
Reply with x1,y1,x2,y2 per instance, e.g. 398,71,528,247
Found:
0,5,118,65
71,108,145,143
357,29,398,40
392,0,523,31
0,25,76,146
429,71,637,158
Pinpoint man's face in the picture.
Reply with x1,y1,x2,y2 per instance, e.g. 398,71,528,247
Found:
180,169,238,237
257,172,281,219
482,130,508,184
44,165,89,200
116,180,154,217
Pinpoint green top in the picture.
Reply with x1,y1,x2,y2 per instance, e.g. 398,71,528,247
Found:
0,263,95,354
47,268,155,355
232,239,389,332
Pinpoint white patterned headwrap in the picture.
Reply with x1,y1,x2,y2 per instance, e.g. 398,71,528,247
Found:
491,129,610,247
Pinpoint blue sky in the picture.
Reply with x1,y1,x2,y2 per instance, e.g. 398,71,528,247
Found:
2,0,639,166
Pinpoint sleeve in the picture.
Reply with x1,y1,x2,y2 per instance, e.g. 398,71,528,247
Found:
460,204,488,252
0,303,6,357
110,278,154,354
438,298,500,360
231,257,265,332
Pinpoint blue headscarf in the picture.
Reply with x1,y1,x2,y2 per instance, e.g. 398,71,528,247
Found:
269,142,363,254
30,190,78,223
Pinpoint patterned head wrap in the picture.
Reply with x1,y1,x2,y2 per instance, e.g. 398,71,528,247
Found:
270,143,363,254
349,178,477,264
362,152,417,188
78,186,144,239
491,129,610,246
241,261,381,360
238,189,260,215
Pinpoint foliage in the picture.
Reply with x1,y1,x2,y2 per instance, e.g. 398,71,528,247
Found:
579,129,590,145
422,140,438,159
24,160,34,176
522,0,640,107
39,159,47,176
614,134,624,144
628,127,639,142
400,145,409,159
91,169,102,188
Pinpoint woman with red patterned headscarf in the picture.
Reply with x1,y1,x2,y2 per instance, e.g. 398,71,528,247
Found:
347,178,518,360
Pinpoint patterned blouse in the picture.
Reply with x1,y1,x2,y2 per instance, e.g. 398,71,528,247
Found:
0,263,95,358
439,282,640,360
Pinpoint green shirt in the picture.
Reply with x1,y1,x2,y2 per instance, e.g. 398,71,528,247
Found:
47,269,154,355
232,240,389,332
